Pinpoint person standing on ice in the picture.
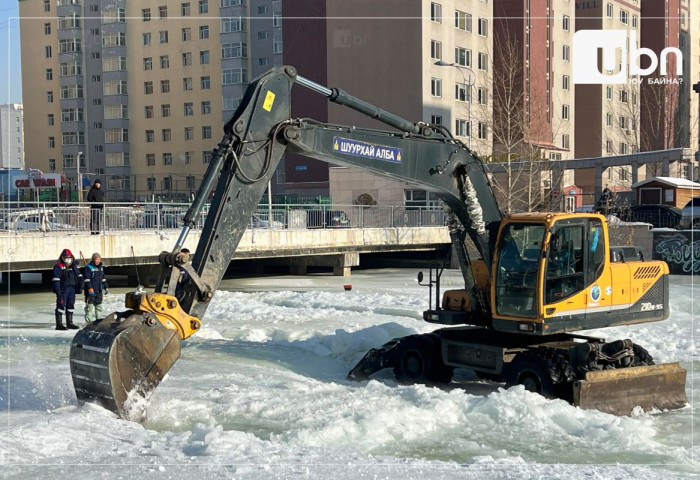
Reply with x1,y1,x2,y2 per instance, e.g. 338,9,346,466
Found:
52,249,82,330
82,252,109,324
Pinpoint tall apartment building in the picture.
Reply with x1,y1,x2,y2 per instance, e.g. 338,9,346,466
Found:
283,0,493,205
575,0,642,161
493,0,576,161
0,104,25,169
19,0,283,201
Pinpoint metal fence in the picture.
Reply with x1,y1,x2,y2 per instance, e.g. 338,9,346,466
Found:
0,202,448,234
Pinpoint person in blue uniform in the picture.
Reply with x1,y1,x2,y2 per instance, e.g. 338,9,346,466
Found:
82,252,109,323
52,249,82,330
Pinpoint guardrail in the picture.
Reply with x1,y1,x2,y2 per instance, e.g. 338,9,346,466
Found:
0,202,448,234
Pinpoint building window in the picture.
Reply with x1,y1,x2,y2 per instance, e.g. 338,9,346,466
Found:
163,153,173,166
162,104,171,117
147,154,156,166
477,87,488,105
202,126,212,139
145,130,155,142
199,0,209,14
273,12,282,27
159,30,169,43
431,115,443,125
48,137,55,148
144,82,153,94
200,50,210,64
183,77,193,90
562,134,570,149
183,52,192,66
455,11,472,32
431,77,442,97
455,119,470,137
159,6,168,18
47,91,54,103
103,56,127,71
143,33,151,45
182,28,191,41
60,84,83,99
103,80,127,95
606,140,613,153
606,86,613,100
143,8,151,21
106,153,129,167
49,159,56,171
185,127,194,140
606,112,613,127
563,15,570,31
563,45,570,61
455,47,471,67
184,102,194,116
632,15,638,28
620,143,628,154
222,42,248,59
199,25,209,39
44,0,50,12
46,69,53,80
259,57,269,66
185,155,193,167
478,122,487,139
455,83,469,102
162,129,171,142
60,61,82,76
619,116,627,128
91,52,100,59
201,101,211,114
201,76,210,89
222,68,248,85
181,2,191,16
48,114,54,126
186,175,195,189
273,40,283,54
562,104,569,120
44,23,51,34
563,75,570,91
478,18,488,37
144,57,153,70
606,3,613,18
160,55,169,69
431,2,442,23
161,80,170,93
105,128,128,143
61,108,84,122
620,9,629,25
223,97,241,110
258,5,269,14
431,40,442,60
258,31,269,40
478,52,488,71
145,105,154,118
203,151,213,164
147,177,155,189
620,90,628,103
45,45,52,58
221,17,246,33
102,7,125,24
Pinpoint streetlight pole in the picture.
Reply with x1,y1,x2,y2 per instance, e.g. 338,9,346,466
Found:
435,60,475,149
76,151,84,203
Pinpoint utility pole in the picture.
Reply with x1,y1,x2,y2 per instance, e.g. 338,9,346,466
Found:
76,151,84,202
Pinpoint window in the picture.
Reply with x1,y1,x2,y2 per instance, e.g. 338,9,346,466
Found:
181,2,190,16
60,84,83,99
619,116,627,128
161,80,170,93
606,140,613,153
222,0,244,6
106,153,129,167
478,18,488,37
104,80,127,95
186,175,195,189
606,86,613,100
163,153,173,166
455,83,469,102
431,77,442,97
145,105,154,118
203,151,213,164
58,14,81,30
183,77,193,90
202,126,212,139
563,75,570,91
455,119,470,137
221,17,246,33
160,30,169,43
44,23,51,35
44,0,50,12
431,2,442,23
47,91,54,103
49,137,55,148
144,57,153,70
620,9,629,25
563,15,570,31
259,57,270,66
477,87,487,105
163,177,172,190
143,9,151,21
103,56,127,71
430,115,443,125
60,61,82,76
200,50,210,64
562,134,570,149
455,11,472,31
201,76,210,89
48,114,54,126
59,38,81,53
455,47,471,67
222,42,248,59
478,122,487,139
223,97,241,110
258,31,269,40
185,154,193,167
606,112,613,127
143,33,151,45
184,102,194,116
273,12,282,27
144,81,154,94
146,130,155,142
46,69,53,80
258,5,269,14
49,159,56,171
201,101,211,114
162,129,171,142
159,6,168,18
620,143,628,154
160,55,169,69
562,104,569,120
199,0,209,14
161,104,171,117
563,45,570,61
185,127,194,140
183,52,192,66
606,3,613,17
102,7,125,24
147,177,155,189
274,40,283,54
45,45,52,58
62,132,85,145
478,52,488,71
632,15,638,28
431,40,442,60
620,90,628,103
182,28,191,41
222,68,248,84
147,154,156,166
200,25,209,39
105,128,128,143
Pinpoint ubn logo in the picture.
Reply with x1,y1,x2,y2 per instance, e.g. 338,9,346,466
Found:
573,30,683,84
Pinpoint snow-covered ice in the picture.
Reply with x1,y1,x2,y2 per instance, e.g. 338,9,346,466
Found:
1,269,697,478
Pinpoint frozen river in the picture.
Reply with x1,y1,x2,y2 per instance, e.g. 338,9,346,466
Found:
1,269,697,478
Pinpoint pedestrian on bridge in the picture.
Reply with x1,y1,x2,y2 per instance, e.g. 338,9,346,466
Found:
52,249,82,330
83,252,109,324
86,179,105,234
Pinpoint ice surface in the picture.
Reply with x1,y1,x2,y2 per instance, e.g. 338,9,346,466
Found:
1,269,697,479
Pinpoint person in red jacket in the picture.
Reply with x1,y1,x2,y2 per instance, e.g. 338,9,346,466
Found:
52,249,82,330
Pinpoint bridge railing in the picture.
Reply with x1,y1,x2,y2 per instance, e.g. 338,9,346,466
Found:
0,202,448,234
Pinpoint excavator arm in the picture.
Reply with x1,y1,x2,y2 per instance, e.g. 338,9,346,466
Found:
68,66,503,419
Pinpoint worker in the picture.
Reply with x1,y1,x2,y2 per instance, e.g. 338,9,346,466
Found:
52,249,82,330
547,234,573,277
83,252,109,324
175,248,191,302
86,179,105,234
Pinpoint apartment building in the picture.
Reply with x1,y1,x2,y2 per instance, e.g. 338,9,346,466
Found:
19,0,283,201
283,0,493,205
0,104,25,169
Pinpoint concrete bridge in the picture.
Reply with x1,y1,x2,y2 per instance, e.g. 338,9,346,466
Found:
0,226,451,283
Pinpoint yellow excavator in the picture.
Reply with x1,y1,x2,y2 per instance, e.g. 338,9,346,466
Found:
69,66,686,420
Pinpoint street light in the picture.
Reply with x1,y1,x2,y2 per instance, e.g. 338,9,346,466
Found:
76,151,84,203
435,60,476,149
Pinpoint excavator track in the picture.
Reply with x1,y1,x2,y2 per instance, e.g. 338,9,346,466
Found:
69,311,181,421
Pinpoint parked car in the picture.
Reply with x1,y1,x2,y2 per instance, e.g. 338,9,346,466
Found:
306,210,350,228
0,209,73,231
251,215,284,229
679,197,700,230
629,204,681,229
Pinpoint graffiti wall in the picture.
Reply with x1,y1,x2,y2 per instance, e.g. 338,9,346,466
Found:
653,232,700,275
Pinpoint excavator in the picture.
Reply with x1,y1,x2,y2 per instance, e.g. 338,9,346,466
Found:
69,66,687,420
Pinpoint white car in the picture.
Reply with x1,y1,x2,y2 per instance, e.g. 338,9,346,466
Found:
3,209,72,231
251,215,284,229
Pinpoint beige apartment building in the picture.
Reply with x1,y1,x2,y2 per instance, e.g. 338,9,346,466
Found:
19,0,283,201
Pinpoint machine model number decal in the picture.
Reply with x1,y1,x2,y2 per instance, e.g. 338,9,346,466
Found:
333,137,403,163
640,302,663,311
263,91,276,112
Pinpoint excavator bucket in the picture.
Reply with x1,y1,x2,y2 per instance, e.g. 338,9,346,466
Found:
69,311,181,421
573,363,687,415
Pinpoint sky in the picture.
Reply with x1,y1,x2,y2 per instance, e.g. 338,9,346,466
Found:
0,2,22,104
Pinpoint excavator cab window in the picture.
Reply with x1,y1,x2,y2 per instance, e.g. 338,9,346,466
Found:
494,223,545,318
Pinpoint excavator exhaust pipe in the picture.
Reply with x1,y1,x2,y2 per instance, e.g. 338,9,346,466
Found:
69,311,181,421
